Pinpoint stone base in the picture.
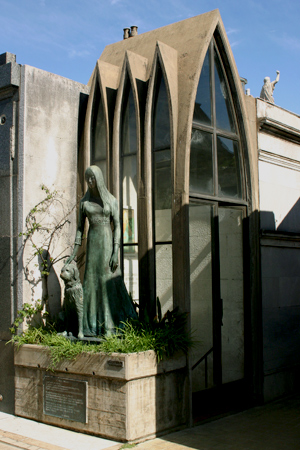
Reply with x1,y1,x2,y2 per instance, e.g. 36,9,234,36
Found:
14,345,188,442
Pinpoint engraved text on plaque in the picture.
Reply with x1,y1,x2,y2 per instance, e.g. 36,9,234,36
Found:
43,376,87,423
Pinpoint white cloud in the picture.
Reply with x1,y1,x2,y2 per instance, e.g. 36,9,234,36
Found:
280,35,300,51
270,33,300,52
68,49,91,59
226,27,239,36
230,40,242,48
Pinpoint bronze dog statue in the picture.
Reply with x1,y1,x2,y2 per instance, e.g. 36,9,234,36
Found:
60,263,84,339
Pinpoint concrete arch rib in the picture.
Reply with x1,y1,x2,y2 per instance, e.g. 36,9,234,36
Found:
156,41,178,179
82,69,96,184
111,53,148,199
175,13,219,201
83,62,120,191
96,60,120,190
111,59,127,200
213,23,259,212
125,50,148,193
144,41,178,205
173,13,257,213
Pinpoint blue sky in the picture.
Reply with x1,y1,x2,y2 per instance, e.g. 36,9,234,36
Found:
1,0,299,115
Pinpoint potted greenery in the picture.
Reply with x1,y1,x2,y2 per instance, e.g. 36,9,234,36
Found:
12,300,192,442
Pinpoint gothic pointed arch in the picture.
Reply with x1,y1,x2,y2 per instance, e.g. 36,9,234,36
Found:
143,42,178,316
111,51,148,303
189,39,244,200
182,24,256,211
83,61,120,190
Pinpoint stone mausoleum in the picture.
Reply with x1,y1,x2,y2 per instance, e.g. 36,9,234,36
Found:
1,9,300,427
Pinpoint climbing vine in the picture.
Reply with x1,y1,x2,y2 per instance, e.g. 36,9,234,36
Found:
18,185,78,323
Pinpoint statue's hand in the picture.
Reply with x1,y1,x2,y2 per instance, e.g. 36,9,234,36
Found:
276,70,280,74
110,252,119,273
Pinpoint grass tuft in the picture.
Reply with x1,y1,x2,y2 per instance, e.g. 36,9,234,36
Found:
10,305,193,369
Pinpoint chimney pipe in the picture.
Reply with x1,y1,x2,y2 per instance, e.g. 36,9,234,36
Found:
130,26,138,37
123,28,130,39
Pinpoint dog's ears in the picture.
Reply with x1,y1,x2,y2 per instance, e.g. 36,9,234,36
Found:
72,265,80,281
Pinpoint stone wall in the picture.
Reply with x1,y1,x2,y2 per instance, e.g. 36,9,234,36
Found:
0,54,89,413
257,98,300,400
19,65,89,314
14,346,188,442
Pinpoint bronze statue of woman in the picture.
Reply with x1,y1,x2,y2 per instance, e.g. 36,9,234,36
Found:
66,165,137,336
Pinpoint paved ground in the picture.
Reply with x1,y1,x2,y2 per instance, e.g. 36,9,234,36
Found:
0,394,299,450
0,412,119,450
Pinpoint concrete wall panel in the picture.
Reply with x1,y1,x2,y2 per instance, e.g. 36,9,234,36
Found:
261,242,300,400
20,66,89,310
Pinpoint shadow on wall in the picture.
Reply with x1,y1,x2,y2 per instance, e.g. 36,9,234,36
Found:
260,197,300,232
260,197,300,397
38,250,61,320
278,197,300,233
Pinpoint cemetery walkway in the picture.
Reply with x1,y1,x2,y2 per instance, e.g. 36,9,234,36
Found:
0,394,299,450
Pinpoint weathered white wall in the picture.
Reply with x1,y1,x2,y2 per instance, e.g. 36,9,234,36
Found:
0,59,90,414
18,66,90,317
258,99,300,232
258,99,300,400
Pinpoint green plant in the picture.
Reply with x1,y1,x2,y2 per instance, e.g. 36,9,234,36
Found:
10,298,193,369
9,300,46,336
120,444,136,449
129,297,193,362
17,185,78,326
20,185,60,278
10,327,100,370
98,321,156,355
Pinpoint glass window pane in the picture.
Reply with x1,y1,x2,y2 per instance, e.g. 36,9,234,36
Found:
193,51,211,126
189,203,214,391
214,49,236,133
97,160,107,185
156,244,173,316
153,71,170,150
217,136,242,199
123,155,138,243
190,129,213,195
219,208,244,383
123,245,139,303
91,82,107,180
91,83,106,159
154,150,172,241
122,86,137,155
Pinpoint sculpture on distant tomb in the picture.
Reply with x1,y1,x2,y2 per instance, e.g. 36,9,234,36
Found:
65,165,137,336
260,70,280,103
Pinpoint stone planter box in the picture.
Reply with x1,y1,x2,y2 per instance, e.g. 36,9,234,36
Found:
14,345,188,443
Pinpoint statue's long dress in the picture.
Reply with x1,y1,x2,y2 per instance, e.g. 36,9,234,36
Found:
76,199,137,336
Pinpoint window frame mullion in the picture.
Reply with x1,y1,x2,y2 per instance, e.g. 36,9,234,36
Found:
210,41,218,198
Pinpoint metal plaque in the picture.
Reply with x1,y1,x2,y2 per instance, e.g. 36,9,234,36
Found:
107,359,124,368
43,376,87,423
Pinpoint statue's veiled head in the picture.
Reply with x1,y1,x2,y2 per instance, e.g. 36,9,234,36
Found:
85,165,105,195
84,165,113,216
